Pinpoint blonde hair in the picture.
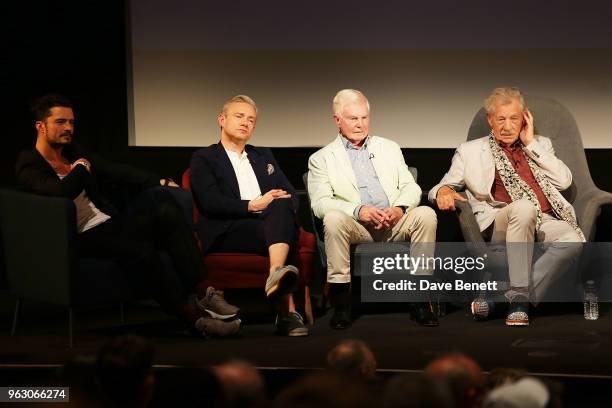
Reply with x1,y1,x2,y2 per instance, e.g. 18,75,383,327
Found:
221,95,258,115
484,87,526,114
332,89,370,116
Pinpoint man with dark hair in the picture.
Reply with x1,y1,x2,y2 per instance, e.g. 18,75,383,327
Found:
190,95,308,337
16,93,240,337
96,335,155,408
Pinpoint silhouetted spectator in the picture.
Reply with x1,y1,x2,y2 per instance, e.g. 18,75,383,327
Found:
273,372,375,408
59,354,101,407
485,368,528,392
425,353,485,408
213,360,267,408
326,339,377,381
382,373,453,408
96,335,155,408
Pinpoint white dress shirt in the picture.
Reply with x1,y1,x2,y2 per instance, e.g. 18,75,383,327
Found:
224,148,262,200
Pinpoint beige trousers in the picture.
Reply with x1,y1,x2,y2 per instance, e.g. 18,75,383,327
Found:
489,199,583,302
323,206,438,283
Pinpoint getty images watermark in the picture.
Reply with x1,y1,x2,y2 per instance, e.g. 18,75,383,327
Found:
357,242,606,302
371,252,498,292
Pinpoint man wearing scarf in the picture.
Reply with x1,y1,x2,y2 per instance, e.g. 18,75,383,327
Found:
429,87,584,326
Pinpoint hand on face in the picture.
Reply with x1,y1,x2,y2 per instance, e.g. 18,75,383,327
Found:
519,109,534,146
487,98,531,147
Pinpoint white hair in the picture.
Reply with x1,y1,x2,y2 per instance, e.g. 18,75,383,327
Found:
332,89,370,116
484,87,526,114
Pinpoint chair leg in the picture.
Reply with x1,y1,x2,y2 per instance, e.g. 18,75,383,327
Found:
304,286,314,325
68,308,74,349
120,303,126,325
11,298,21,336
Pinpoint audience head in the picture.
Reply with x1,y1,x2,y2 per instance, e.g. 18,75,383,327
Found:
326,339,377,381
483,377,550,408
382,373,454,408
274,372,375,408
425,353,485,408
333,89,371,146
59,354,100,408
484,86,528,147
95,335,155,408
213,359,267,408
485,367,528,391
218,94,258,146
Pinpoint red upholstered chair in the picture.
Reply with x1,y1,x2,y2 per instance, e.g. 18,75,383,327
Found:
182,169,316,324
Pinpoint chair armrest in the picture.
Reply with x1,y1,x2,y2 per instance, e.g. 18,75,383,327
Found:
0,189,75,304
296,227,316,285
573,188,612,241
454,197,486,243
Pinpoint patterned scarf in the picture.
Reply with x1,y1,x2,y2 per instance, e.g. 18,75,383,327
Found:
488,133,585,242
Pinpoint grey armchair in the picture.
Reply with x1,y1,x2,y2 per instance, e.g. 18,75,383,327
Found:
459,95,612,242
0,188,180,347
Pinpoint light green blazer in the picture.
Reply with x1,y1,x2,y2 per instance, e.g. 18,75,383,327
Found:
307,135,422,220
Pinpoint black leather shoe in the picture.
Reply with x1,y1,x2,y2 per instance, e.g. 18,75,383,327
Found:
329,283,352,329
330,306,352,329
412,302,439,327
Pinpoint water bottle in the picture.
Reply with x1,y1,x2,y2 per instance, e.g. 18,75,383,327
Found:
583,280,599,320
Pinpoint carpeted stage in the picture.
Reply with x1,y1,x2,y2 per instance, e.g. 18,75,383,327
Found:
2,295,612,406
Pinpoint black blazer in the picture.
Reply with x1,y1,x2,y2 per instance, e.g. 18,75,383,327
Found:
15,144,160,217
190,143,297,253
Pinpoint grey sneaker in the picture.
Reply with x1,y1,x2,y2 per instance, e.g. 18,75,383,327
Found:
194,316,242,337
275,311,309,337
197,286,240,319
265,265,299,298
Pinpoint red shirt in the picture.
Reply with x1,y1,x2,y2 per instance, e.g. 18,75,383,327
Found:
491,142,552,214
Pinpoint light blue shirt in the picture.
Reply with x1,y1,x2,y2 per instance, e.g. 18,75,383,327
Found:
342,135,390,219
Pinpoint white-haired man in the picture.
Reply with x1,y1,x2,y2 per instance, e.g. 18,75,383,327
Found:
429,87,584,326
308,89,438,329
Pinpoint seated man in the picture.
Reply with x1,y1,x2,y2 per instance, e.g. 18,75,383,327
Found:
16,94,240,338
308,89,438,329
429,87,584,326
189,95,308,337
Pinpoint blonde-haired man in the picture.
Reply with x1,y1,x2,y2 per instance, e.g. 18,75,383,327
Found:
429,87,584,326
190,95,308,337
308,89,438,329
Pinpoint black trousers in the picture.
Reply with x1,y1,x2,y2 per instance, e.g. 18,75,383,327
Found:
208,198,298,258
78,187,206,317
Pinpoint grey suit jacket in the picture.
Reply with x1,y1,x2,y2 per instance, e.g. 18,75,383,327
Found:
428,135,574,231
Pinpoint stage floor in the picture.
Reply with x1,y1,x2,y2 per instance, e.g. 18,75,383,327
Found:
2,300,612,378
